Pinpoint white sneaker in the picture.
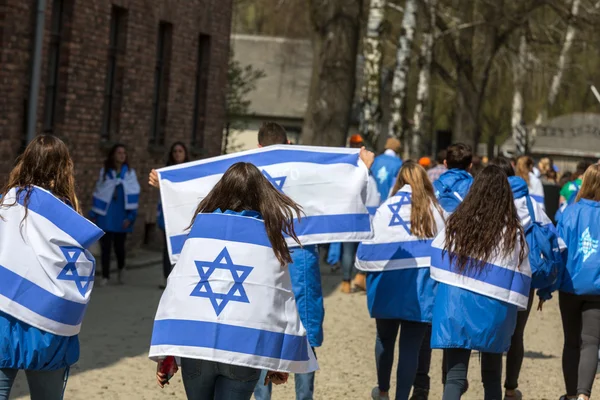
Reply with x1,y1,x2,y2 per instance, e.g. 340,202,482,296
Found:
372,387,390,400
99,278,109,287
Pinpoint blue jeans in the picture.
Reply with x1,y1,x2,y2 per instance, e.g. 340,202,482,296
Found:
0,368,68,400
181,358,260,400
342,242,359,281
254,369,315,400
375,319,428,400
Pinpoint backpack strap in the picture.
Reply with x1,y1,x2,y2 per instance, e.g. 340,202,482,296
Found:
525,195,536,223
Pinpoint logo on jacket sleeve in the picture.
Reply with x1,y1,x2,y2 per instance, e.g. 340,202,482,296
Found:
578,227,599,262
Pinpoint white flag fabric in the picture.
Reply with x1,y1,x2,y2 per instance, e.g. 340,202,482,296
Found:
91,165,140,216
356,185,445,272
149,212,319,374
430,230,532,310
158,145,372,263
0,186,104,336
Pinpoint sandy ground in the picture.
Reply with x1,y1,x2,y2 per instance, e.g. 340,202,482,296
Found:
9,261,599,399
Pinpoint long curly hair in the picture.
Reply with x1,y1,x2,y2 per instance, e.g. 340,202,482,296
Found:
444,165,526,274
0,135,80,216
390,161,442,239
189,162,303,266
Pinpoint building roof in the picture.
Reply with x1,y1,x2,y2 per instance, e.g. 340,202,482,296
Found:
231,34,313,119
501,113,600,157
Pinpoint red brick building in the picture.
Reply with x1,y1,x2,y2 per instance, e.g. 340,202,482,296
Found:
0,0,232,246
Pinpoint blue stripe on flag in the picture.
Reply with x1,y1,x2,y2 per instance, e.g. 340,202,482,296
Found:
19,188,104,249
367,206,378,216
152,319,310,361
170,234,188,255
431,248,531,297
358,240,434,262
188,214,271,248
92,197,108,212
0,264,87,326
126,194,139,204
291,214,371,237
530,194,544,204
159,150,359,183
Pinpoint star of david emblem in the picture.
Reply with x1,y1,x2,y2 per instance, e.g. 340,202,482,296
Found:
262,170,287,191
57,246,95,297
377,166,389,184
388,192,412,234
190,247,254,316
578,227,599,262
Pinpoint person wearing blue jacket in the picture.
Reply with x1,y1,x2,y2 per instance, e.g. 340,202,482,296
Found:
430,166,531,400
551,164,600,400
371,138,403,202
89,144,140,286
157,142,190,289
356,162,445,400
432,143,473,213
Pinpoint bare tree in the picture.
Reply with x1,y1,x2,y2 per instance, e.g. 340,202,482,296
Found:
511,34,528,152
360,0,387,147
302,0,364,146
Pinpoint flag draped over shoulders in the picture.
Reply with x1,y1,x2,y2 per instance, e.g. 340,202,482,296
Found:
0,186,104,336
158,145,372,263
149,212,318,374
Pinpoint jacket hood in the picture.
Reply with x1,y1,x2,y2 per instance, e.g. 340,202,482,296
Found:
509,176,529,199
436,169,473,195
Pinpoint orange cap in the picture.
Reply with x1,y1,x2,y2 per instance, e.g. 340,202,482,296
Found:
349,134,363,144
419,157,432,167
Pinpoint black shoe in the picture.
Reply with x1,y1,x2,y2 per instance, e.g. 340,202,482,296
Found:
409,388,429,400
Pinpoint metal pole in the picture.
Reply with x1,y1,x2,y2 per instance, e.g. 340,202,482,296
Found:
26,0,47,143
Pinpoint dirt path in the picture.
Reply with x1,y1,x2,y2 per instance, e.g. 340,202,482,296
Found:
9,262,594,399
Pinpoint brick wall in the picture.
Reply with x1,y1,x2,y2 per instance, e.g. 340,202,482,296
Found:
0,0,232,248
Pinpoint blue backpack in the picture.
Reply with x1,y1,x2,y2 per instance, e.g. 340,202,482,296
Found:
525,196,562,289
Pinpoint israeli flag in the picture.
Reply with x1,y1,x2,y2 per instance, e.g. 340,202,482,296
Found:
0,187,104,336
356,185,445,272
430,230,532,310
149,212,319,373
91,165,140,216
158,145,372,263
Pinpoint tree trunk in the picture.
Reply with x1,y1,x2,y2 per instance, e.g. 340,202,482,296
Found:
360,0,387,147
511,34,527,154
411,0,437,157
388,0,417,155
533,0,580,134
302,0,363,147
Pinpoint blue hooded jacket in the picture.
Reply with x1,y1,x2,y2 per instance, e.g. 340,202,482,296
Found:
557,199,600,295
371,153,403,202
433,169,473,213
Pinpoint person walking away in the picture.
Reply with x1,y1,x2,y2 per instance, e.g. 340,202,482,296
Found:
545,164,600,400
90,144,140,286
432,144,473,213
157,142,189,289
515,156,545,208
0,135,103,400
427,150,447,183
430,166,530,400
152,163,317,399
371,138,403,202
356,162,444,400
490,157,564,400
555,161,592,223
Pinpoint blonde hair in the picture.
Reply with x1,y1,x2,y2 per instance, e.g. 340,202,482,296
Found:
390,161,442,239
576,164,600,202
515,156,534,186
538,157,552,176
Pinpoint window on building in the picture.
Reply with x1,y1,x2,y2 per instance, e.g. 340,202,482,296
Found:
43,0,70,133
101,6,128,141
149,21,173,146
191,34,211,148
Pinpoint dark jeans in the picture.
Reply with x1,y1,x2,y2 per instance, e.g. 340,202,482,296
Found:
100,232,126,279
504,289,534,390
375,319,428,400
443,349,502,400
413,324,432,391
181,358,260,400
559,291,600,397
254,348,316,400
162,236,173,279
341,242,359,281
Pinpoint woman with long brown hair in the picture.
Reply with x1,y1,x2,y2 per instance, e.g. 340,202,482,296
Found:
0,135,103,400
551,164,600,400
429,166,530,400
357,161,445,400
151,162,317,399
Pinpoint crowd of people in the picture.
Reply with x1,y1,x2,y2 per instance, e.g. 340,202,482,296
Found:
0,126,599,400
